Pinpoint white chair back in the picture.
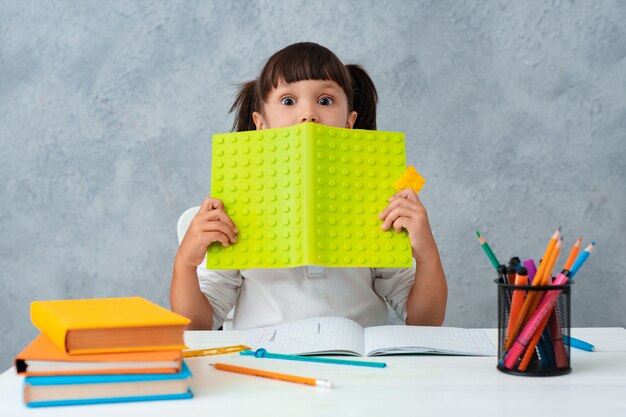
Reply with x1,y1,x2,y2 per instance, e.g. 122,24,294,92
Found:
176,206,200,244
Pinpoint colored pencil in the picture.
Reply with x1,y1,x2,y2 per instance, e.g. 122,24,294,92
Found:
507,229,560,345
504,272,570,370
476,231,500,270
505,243,594,371
568,243,595,279
504,268,529,350
183,345,250,358
517,239,563,369
563,237,582,271
545,237,563,282
563,335,595,352
241,348,386,368
210,363,333,388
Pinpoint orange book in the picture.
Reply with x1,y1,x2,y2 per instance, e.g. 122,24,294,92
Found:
15,334,183,376
30,297,190,355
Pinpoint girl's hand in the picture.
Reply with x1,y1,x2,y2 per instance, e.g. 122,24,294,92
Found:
378,189,437,262
176,197,238,268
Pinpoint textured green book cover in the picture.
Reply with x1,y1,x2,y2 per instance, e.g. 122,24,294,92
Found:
208,122,412,269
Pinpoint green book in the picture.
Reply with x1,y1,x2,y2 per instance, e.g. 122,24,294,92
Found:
208,122,412,269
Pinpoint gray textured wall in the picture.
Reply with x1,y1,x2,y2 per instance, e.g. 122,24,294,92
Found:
1,1,625,367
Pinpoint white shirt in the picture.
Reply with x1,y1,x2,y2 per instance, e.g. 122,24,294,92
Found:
197,264,416,330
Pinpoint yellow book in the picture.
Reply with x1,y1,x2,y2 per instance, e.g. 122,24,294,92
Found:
30,297,190,355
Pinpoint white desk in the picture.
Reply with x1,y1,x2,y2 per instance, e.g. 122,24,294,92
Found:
1,328,625,416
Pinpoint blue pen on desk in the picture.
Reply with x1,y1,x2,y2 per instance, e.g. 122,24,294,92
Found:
241,348,387,368
563,335,595,352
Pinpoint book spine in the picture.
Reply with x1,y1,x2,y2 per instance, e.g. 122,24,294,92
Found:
25,390,193,407
304,123,318,264
70,344,188,355
30,302,69,354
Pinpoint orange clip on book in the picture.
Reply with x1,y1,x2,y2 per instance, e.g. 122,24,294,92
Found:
15,334,183,376
30,297,190,355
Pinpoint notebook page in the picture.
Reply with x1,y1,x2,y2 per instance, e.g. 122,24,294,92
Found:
246,316,365,356
363,326,496,356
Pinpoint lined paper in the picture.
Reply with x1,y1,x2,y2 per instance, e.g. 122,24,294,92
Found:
246,317,496,357
364,325,496,356
247,316,365,355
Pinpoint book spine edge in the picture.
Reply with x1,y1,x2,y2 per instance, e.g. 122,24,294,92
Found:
30,302,69,354
303,123,315,264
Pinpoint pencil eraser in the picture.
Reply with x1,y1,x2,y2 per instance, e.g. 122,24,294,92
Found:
316,379,334,388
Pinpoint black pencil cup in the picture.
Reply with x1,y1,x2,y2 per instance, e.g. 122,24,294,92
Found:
496,279,572,376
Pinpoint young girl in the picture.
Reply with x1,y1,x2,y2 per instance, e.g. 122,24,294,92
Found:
171,42,447,330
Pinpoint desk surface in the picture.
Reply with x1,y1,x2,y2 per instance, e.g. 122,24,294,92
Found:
1,328,625,416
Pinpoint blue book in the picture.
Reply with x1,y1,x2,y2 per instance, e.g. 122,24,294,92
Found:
24,361,193,407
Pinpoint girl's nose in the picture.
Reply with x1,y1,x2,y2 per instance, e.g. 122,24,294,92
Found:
300,109,318,123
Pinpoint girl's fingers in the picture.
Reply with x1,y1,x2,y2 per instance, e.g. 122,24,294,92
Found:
380,206,416,231
391,216,412,233
201,220,237,243
197,197,238,233
379,197,419,221
204,209,238,233
200,197,225,212
205,230,231,247
199,197,212,212
389,188,419,204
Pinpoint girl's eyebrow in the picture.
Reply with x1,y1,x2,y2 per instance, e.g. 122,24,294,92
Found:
318,82,341,91
273,84,294,95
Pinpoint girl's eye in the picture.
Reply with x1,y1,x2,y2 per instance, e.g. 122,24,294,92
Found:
318,97,334,106
281,97,295,106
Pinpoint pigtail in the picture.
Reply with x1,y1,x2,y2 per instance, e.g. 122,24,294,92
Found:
229,80,259,132
346,64,378,130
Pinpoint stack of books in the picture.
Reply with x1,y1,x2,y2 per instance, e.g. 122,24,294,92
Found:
14,297,192,407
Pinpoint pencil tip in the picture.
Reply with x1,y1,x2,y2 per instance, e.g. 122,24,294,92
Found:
475,231,481,237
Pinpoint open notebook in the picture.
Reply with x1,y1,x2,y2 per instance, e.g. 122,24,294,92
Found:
246,316,496,357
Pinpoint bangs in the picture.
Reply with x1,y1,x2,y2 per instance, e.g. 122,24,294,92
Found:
258,42,353,107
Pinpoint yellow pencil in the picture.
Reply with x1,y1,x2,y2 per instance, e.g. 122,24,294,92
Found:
210,363,333,388
183,345,250,358
505,229,560,350
544,237,563,283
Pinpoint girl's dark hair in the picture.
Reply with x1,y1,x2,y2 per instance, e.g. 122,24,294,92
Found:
346,64,377,131
230,42,377,131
